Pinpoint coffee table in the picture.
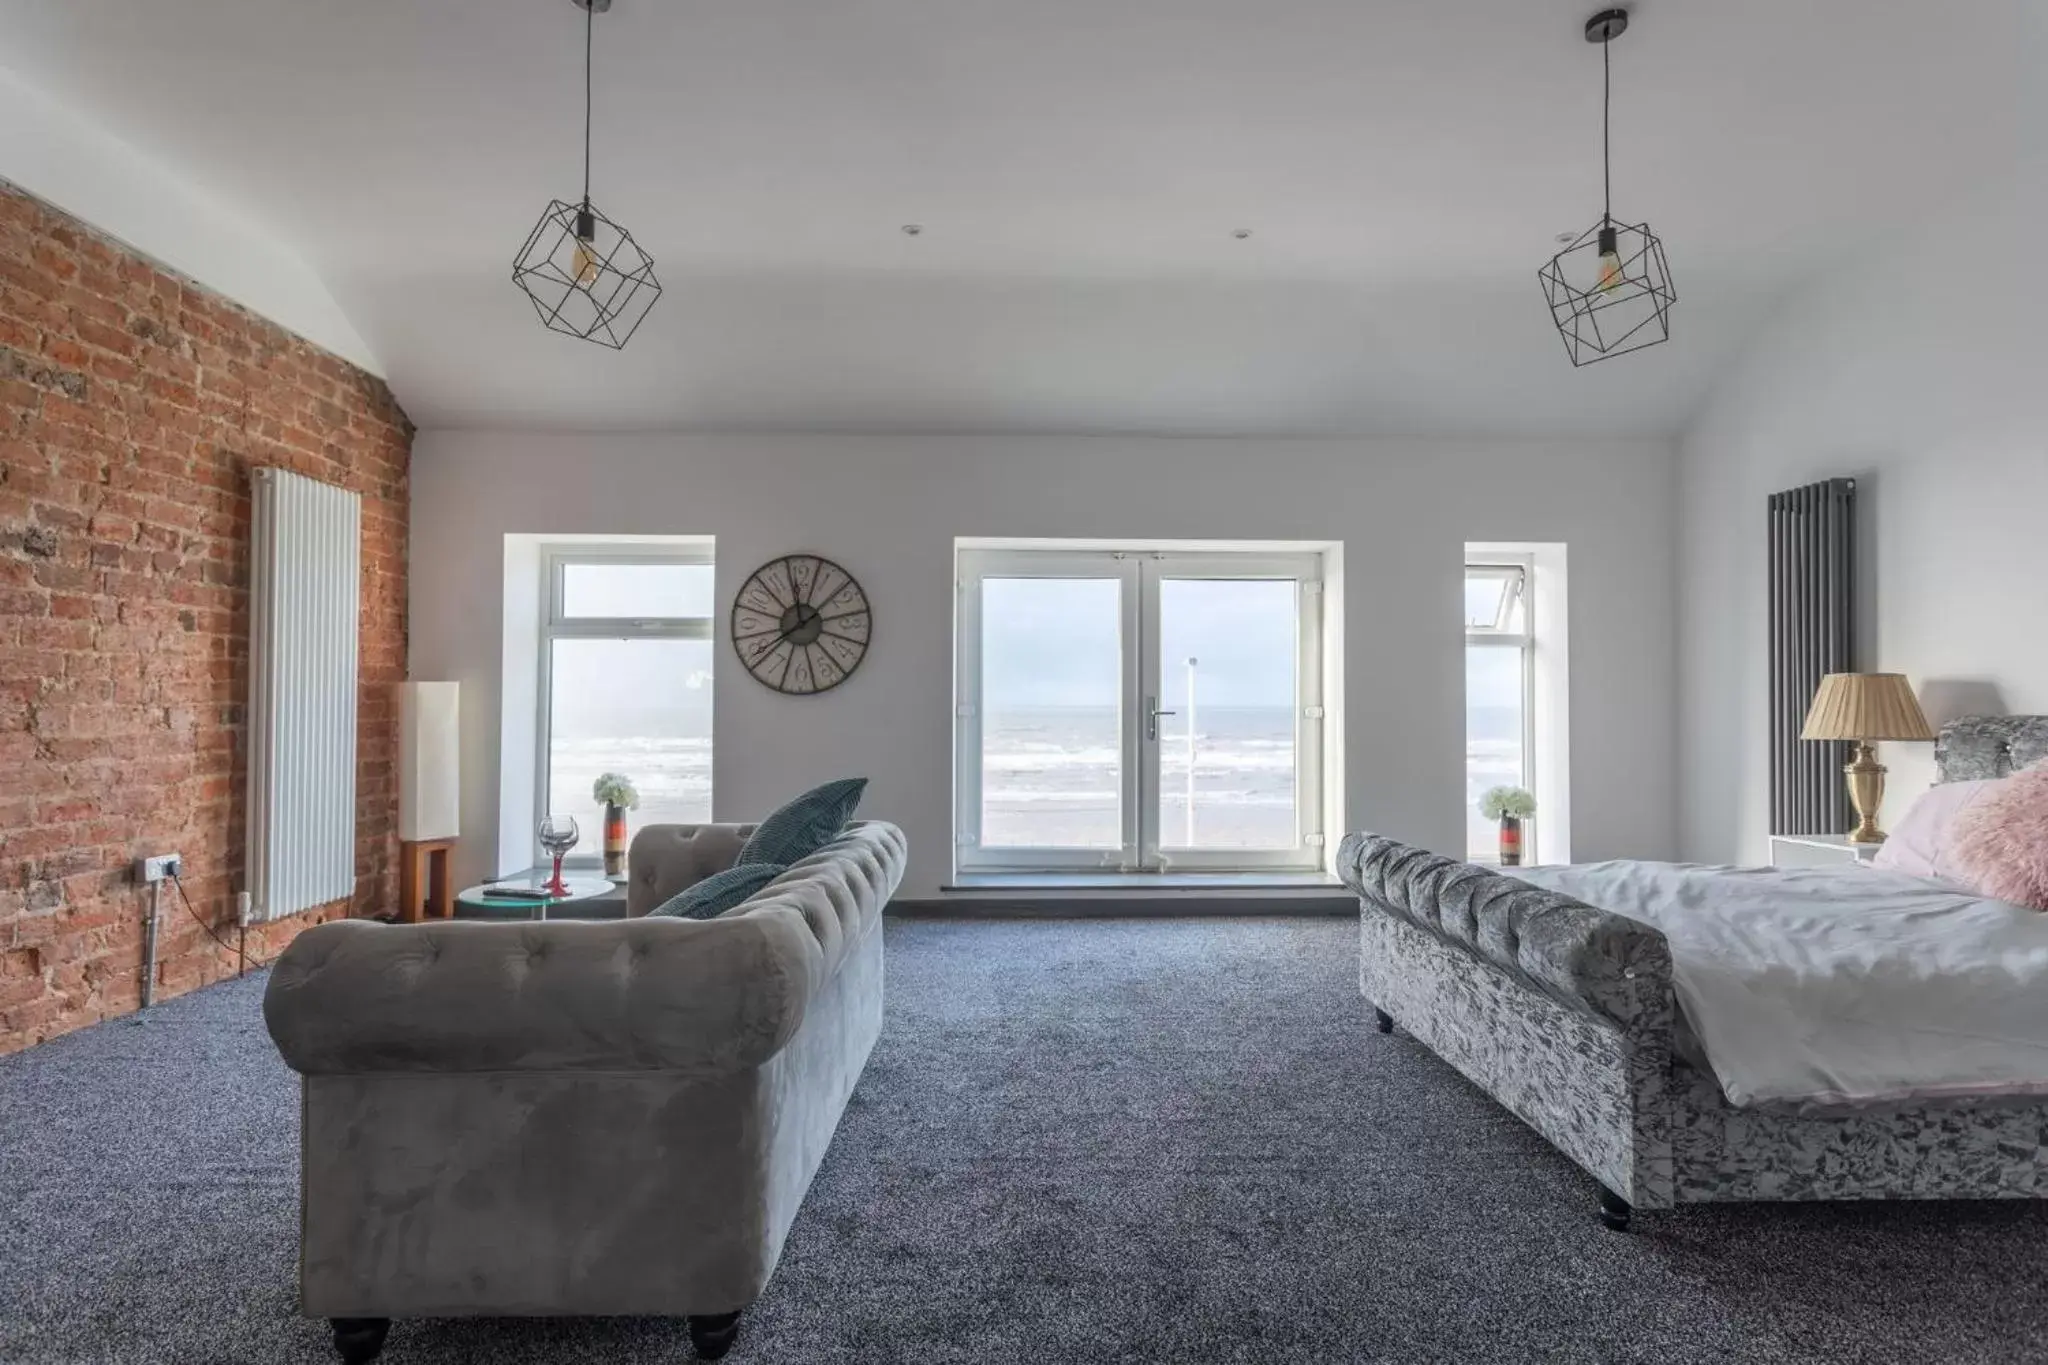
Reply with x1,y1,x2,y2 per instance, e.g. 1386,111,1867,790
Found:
454,875,618,921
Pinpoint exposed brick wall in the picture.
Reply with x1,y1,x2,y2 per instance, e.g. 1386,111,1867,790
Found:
0,183,411,1054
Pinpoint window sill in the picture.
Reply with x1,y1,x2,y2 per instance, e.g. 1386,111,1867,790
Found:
900,871,1352,918
946,871,1339,891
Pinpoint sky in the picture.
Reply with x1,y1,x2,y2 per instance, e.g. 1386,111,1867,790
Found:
548,564,1523,737
980,574,1524,717
982,576,1298,710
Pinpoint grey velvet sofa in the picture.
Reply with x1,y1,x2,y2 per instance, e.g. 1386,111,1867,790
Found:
264,819,906,1363
1339,715,2048,1233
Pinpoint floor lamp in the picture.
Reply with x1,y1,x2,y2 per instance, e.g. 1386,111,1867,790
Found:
398,681,461,920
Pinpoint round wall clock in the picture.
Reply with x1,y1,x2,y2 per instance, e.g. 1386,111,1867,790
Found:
731,554,871,695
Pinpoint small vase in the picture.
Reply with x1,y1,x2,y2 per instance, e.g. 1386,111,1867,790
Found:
603,804,628,878
1498,815,1523,867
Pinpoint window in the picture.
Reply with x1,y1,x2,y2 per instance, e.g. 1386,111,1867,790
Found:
539,550,714,860
955,546,1325,873
1465,558,1533,862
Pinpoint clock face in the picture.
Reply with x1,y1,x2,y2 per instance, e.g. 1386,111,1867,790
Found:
731,554,870,695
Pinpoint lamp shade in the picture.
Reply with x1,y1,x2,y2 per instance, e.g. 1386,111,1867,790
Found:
1800,673,1936,742
398,681,461,842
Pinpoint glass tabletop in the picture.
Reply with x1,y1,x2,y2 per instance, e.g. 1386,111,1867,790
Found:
455,875,618,912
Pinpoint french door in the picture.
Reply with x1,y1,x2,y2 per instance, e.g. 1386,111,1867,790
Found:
955,547,1324,874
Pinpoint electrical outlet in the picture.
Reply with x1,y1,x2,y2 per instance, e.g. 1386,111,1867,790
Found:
135,854,182,884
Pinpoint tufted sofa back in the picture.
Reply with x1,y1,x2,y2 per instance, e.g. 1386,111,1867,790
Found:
266,821,906,1077
626,822,759,916
1336,831,1669,1030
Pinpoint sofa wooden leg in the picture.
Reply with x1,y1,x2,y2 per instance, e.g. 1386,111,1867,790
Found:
689,1312,743,1360
1372,1007,1394,1034
1597,1187,1633,1232
329,1317,389,1364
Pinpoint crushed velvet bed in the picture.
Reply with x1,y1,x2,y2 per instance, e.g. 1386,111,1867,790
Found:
1337,715,2048,1230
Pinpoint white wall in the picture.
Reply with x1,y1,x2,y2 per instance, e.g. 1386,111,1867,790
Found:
0,65,378,374
1678,160,2048,863
410,432,1678,898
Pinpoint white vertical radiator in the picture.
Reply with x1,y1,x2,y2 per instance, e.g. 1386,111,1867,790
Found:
246,468,361,923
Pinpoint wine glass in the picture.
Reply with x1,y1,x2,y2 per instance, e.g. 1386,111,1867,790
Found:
537,816,580,896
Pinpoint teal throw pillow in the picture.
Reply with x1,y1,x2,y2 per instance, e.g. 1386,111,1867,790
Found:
737,777,868,867
650,862,786,920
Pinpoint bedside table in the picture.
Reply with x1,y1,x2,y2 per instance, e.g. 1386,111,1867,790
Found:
1769,834,1882,868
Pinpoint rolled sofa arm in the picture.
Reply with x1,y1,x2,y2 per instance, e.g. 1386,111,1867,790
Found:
265,910,818,1077
1336,831,1671,1031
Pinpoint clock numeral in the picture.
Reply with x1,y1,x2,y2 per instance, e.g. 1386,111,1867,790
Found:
822,613,869,643
785,649,814,693
809,562,846,605
733,609,781,639
788,557,816,603
747,635,792,668
809,645,842,686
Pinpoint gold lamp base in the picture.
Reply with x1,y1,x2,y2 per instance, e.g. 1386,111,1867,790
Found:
1844,741,1888,843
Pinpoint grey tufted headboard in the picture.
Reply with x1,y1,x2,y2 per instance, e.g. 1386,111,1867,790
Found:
1934,715,2048,783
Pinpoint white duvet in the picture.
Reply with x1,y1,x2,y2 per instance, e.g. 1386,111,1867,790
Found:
1508,861,2048,1110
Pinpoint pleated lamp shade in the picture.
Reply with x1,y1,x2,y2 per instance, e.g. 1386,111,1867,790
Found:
1800,673,1936,742
398,681,461,842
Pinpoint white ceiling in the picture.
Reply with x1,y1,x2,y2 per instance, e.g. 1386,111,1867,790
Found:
0,0,2030,436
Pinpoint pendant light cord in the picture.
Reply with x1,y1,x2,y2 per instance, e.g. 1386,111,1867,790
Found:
1601,31,1612,225
582,0,594,210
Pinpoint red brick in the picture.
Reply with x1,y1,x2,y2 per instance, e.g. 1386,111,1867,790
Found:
0,184,410,1052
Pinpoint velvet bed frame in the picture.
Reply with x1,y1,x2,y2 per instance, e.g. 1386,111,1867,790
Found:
1338,714,2048,1230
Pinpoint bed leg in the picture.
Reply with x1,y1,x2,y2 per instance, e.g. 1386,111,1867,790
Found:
1372,1007,1394,1034
1597,1187,1632,1233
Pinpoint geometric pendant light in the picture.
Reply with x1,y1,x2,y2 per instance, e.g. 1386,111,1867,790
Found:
1538,8,1676,366
512,0,662,349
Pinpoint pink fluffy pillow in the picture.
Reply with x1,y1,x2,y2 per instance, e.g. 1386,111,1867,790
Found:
1872,779,1998,880
1946,762,2048,910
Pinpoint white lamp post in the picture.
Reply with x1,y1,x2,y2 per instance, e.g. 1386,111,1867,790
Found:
1184,657,1198,847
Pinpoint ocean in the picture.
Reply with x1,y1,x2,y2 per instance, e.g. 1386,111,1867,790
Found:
980,704,1298,850
551,705,1520,860
548,734,713,857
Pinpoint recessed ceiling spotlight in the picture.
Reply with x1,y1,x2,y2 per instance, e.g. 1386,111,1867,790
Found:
900,224,924,236
1555,231,1577,244
1232,228,1253,240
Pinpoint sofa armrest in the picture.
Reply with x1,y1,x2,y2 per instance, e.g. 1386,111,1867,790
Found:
1336,831,1671,1032
264,911,817,1076
626,822,759,916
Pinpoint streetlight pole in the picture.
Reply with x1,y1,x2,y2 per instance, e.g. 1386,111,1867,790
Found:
1184,656,1198,847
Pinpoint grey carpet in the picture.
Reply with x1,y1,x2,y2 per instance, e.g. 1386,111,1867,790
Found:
3,916,2046,1365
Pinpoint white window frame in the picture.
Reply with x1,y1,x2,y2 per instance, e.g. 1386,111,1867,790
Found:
535,546,715,866
1464,554,1536,864
954,546,1325,875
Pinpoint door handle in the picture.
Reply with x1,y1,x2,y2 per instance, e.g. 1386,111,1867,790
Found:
1146,696,1176,742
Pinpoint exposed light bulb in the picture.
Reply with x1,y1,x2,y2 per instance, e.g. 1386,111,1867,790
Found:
570,204,600,289
571,239,600,288
1595,224,1623,295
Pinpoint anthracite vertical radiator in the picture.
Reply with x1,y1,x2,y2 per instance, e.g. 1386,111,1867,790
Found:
1767,478,1855,836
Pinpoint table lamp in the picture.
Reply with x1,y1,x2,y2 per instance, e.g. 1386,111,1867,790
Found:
1799,672,1935,843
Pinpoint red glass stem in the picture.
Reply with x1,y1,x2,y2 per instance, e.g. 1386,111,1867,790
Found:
545,853,569,896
